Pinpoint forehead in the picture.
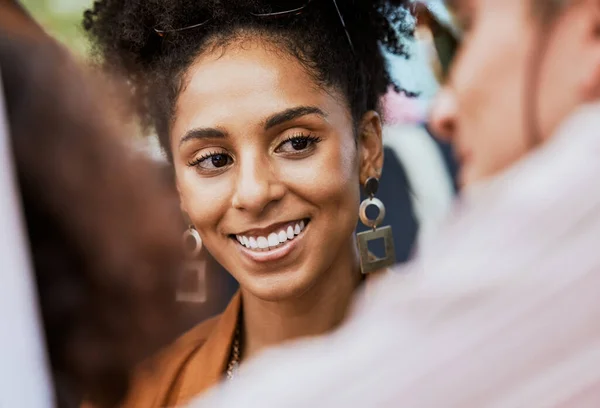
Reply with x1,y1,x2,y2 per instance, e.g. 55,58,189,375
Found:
180,43,319,108
443,0,568,29
443,0,523,10
172,40,346,133
444,0,555,14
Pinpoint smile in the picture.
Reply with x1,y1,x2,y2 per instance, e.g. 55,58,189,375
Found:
234,219,307,250
230,219,309,263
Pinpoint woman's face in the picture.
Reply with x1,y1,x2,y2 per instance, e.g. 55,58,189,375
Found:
171,38,382,301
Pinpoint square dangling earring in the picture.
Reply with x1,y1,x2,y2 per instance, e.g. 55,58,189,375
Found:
357,177,396,274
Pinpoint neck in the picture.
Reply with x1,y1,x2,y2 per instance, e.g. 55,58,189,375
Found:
240,239,361,362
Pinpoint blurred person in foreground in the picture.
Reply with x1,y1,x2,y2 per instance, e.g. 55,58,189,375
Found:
0,2,184,407
188,0,600,406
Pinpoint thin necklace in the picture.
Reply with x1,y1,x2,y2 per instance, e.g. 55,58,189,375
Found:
226,326,240,380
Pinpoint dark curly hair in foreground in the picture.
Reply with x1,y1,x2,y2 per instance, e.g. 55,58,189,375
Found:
1,13,183,408
83,0,414,160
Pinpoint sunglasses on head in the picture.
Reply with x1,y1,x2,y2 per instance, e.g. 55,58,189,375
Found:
433,28,459,80
413,2,461,81
153,0,355,54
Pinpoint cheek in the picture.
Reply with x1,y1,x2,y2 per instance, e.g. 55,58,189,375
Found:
290,140,360,214
536,25,587,141
454,14,534,179
177,167,233,233
457,37,523,123
454,1,534,123
479,135,528,174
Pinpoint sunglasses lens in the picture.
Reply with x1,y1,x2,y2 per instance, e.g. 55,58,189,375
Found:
434,32,459,80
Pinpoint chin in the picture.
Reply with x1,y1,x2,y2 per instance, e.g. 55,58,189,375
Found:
240,271,317,302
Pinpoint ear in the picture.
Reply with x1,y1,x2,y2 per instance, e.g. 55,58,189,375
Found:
580,0,600,100
358,110,384,185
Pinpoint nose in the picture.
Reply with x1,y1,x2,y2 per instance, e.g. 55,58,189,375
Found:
231,155,285,214
429,87,457,143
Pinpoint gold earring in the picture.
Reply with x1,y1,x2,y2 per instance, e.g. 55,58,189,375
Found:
176,225,207,303
357,177,396,274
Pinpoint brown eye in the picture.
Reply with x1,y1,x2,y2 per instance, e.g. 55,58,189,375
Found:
211,154,229,168
291,138,308,150
275,135,322,155
188,151,233,172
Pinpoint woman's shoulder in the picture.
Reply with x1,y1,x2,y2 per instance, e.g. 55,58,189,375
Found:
80,315,224,408
120,292,243,407
117,315,223,407
144,313,223,374
170,314,222,352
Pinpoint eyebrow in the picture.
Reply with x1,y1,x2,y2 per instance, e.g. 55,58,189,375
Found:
264,106,327,130
179,105,326,147
179,127,226,147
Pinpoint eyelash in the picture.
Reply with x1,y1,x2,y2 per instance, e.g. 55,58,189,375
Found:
186,133,322,170
187,150,226,168
276,133,322,154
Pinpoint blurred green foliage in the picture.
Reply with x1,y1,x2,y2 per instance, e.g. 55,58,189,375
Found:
21,0,90,55
20,0,152,144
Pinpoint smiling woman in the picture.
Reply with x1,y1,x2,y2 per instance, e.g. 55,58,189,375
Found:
82,0,413,406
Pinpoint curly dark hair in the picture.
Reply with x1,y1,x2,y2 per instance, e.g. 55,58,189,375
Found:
82,0,414,160
1,11,184,408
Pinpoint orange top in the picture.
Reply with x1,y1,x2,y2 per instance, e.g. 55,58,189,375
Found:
105,269,389,408
112,292,241,407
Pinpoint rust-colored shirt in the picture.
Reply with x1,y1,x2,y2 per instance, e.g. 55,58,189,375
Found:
105,270,389,408
117,293,242,407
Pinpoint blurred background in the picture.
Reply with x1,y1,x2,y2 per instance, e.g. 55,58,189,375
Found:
21,0,89,54
21,0,450,94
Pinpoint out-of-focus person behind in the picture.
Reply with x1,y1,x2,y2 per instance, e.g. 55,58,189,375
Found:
1,2,184,407
374,0,459,256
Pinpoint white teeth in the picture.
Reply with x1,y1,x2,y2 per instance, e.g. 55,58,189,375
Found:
236,220,307,251
249,237,258,249
257,236,268,249
278,230,288,243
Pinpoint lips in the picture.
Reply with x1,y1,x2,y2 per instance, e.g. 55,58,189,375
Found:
233,219,307,251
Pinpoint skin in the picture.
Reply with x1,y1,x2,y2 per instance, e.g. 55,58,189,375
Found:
171,36,383,360
430,0,600,187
